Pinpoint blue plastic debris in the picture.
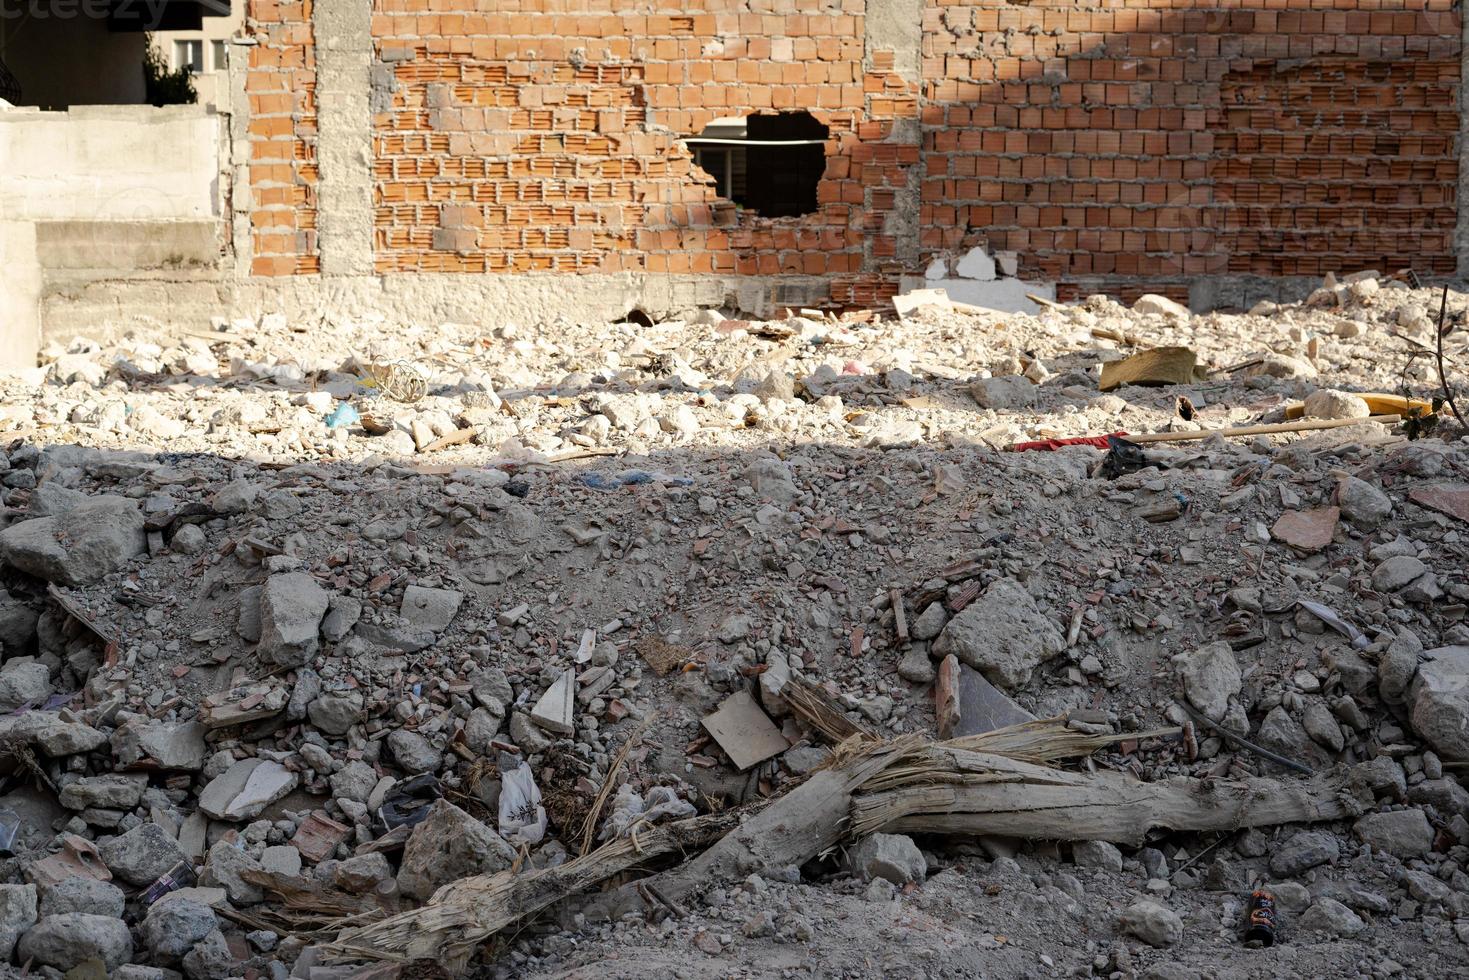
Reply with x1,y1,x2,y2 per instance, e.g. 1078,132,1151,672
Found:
324,402,361,429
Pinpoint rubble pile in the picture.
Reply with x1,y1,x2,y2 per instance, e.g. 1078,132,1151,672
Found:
0,274,1465,977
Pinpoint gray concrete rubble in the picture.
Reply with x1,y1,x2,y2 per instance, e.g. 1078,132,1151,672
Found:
0,279,1465,976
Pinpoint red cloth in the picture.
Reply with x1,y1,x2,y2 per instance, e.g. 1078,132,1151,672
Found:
1009,432,1129,452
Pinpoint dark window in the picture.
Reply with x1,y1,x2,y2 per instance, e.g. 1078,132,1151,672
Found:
690,111,828,218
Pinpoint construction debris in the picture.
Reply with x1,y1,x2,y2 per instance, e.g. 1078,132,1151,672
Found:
0,274,1467,976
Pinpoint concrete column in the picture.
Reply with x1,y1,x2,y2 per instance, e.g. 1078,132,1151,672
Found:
0,221,41,373
864,0,924,272
313,0,375,277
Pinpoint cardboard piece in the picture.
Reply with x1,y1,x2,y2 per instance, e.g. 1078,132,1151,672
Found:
701,689,788,770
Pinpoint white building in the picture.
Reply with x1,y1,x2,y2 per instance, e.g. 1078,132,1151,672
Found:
153,5,245,108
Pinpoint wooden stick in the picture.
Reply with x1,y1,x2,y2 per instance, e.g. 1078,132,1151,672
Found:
419,428,477,453
1124,414,1400,444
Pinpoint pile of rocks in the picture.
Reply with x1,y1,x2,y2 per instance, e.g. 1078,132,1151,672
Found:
0,275,1465,976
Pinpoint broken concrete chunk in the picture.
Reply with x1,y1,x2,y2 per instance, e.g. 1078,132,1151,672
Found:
1410,646,1469,762
320,594,362,642
0,712,107,757
852,833,926,885
140,897,217,964
396,800,516,902
197,758,299,821
386,729,443,774
112,718,207,771
1177,641,1241,723
0,884,36,961
0,661,50,711
529,669,576,736
200,841,263,905
57,774,147,811
969,375,1036,410
1303,389,1370,420
1354,809,1434,859
0,496,145,585
1119,900,1183,947
1270,507,1339,553
36,877,122,919
936,656,1035,739
400,584,463,633
932,579,1063,690
257,571,328,667
17,912,133,971
98,823,189,887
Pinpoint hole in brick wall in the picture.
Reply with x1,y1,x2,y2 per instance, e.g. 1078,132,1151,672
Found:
689,111,828,218
624,309,654,328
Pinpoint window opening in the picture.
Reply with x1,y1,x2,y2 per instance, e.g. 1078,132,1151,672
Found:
687,111,828,217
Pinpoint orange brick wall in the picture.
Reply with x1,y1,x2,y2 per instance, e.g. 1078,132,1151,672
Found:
369,0,917,308
247,0,320,276
923,0,1460,301
244,0,1462,306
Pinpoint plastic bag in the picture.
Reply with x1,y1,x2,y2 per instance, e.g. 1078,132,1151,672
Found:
498,758,547,846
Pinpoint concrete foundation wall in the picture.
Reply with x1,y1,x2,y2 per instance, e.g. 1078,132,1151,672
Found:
0,221,41,374
0,105,221,222
38,271,835,344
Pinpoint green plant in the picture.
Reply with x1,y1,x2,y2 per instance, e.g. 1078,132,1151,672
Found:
142,36,196,107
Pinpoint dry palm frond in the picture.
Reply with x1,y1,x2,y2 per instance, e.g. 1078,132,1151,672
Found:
578,712,655,856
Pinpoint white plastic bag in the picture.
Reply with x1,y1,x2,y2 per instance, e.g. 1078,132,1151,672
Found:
498,759,547,846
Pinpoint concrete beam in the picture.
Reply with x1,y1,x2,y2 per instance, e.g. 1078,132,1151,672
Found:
313,0,375,277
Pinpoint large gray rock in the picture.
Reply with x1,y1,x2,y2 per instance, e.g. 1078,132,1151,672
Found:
0,496,145,585
970,375,1037,410
141,897,218,963
308,692,363,736
200,841,263,905
99,822,190,886
1379,629,1422,706
0,712,106,757
1411,646,1469,762
932,579,1064,689
387,729,443,774
1336,476,1392,528
0,884,36,961
18,913,133,971
36,877,123,918
1119,900,1183,947
181,928,234,980
1354,809,1434,859
1373,556,1428,592
0,661,50,711
852,833,926,885
399,585,463,633
1269,831,1339,877
58,773,147,811
1178,641,1240,722
257,572,328,667
330,760,379,803
198,758,298,821
396,801,516,901
1073,840,1124,872
1298,898,1364,937
112,718,208,770
1255,706,1314,761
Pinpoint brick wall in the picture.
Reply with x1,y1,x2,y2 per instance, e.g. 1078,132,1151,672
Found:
247,0,319,275
243,0,1462,307
368,0,917,307
923,0,1460,301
